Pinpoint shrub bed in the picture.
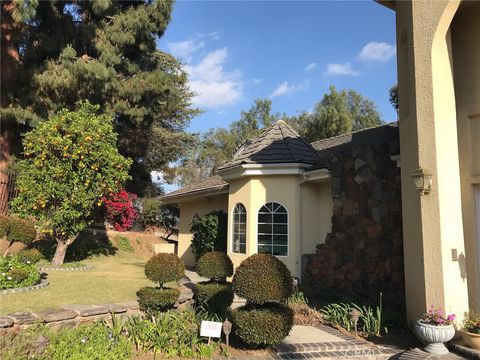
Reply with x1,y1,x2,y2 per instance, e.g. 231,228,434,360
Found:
137,286,180,313
17,248,44,264
231,303,294,346
0,256,41,289
195,281,234,316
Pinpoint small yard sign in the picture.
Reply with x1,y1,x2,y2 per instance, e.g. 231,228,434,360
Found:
200,320,222,338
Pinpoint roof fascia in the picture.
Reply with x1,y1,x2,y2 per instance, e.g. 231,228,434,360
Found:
219,163,312,181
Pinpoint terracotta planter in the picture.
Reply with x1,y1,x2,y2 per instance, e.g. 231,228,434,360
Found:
415,320,455,355
461,330,480,350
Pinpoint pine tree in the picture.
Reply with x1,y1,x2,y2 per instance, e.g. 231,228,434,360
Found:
1,0,198,197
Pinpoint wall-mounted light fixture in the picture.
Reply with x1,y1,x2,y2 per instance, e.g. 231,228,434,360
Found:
411,168,432,195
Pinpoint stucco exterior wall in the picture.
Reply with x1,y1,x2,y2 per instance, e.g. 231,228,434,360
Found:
394,0,469,324
177,194,228,268
300,181,332,255
227,175,302,276
451,2,480,312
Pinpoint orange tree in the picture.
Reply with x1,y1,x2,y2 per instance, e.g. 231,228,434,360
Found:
11,101,132,265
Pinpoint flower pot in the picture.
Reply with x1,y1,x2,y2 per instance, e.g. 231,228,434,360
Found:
415,320,455,355
461,330,480,350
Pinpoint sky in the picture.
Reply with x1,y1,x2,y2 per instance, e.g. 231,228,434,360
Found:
157,0,398,135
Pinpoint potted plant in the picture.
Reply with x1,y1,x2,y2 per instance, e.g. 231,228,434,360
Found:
415,305,456,355
460,310,480,349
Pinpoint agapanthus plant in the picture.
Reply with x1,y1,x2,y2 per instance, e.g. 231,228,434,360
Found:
419,305,456,326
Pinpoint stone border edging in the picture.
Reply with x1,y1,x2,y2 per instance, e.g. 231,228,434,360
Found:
0,278,49,294
37,264,93,272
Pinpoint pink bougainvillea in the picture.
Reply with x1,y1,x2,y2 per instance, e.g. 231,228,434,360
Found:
103,189,138,231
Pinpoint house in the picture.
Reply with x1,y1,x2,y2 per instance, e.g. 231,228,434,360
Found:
164,0,480,326
163,120,404,303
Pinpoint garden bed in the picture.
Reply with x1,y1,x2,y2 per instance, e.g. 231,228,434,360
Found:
0,278,49,294
37,263,93,272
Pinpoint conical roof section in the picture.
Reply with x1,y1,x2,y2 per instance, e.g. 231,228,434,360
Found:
219,120,318,170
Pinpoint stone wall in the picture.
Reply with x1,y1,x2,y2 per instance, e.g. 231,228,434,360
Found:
304,137,404,304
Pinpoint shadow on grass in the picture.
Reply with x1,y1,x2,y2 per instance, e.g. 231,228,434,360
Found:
32,228,117,263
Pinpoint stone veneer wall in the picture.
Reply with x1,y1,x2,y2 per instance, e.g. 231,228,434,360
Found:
304,139,404,304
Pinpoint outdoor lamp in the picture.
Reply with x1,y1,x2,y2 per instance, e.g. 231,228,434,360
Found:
292,277,299,291
349,309,360,338
411,168,432,195
222,319,232,350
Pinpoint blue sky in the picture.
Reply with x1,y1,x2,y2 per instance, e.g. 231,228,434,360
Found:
157,1,398,134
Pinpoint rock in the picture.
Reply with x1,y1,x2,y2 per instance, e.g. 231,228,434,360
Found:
36,309,77,323
354,158,367,171
354,175,364,184
61,304,108,317
8,312,39,325
98,303,128,314
342,199,357,216
0,317,14,328
118,301,140,310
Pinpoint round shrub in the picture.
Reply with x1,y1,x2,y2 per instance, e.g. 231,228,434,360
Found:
0,215,8,237
0,256,41,289
145,253,185,287
17,248,44,264
137,286,180,313
195,281,234,316
197,251,233,280
232,254,293,304
7,216,36,244
231,303,294,346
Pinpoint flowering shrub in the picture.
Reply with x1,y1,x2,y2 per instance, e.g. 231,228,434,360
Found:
419,305,456,326
103,190,138,231
0,255,41,289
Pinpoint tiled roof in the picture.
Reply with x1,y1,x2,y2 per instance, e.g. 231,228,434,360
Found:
162,175,228,202
218,120,319,170
308,122,399,170
163,122,399,201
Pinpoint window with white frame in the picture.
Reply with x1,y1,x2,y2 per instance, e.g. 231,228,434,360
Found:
232,203,247,254
257,202,288,256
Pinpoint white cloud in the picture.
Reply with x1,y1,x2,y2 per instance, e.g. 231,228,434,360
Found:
304,63,317,72
252,78,263,84
270,81,307,98
357,42,396,62
185,48,242,108
167,39,204,60
326,62,359,76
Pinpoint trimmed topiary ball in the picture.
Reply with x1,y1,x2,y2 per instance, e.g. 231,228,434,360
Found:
231,303,294,346
232,254,293,304
194,281,234,316
145,253,185,287
137,286,180,313
196,251,233,281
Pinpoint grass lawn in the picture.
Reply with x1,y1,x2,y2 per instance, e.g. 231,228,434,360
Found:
0,250,153,316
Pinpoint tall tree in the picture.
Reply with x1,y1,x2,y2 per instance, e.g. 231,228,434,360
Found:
177,99,281,185
288,86,383,142
0,0,198,197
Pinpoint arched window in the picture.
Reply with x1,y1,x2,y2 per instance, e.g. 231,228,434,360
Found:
257,202,288,256
232,203,247,254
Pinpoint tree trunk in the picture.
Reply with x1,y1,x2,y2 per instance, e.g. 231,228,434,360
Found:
1,1,22,214
51,237,75,266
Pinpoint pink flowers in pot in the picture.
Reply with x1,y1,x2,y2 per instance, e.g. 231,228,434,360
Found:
419,305,456,326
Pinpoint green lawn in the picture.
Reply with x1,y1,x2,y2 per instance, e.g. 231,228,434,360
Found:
0,251,153,315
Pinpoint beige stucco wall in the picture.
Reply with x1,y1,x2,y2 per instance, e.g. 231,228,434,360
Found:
177,194,228,268
226,175,332,278
394,0,470,324
300,181,332,255
451,2,480,312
